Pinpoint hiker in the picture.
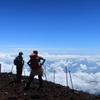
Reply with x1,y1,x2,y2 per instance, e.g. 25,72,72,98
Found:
13,52,24,82
24,50,45,90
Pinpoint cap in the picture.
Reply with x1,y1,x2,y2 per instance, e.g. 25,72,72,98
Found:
19,52,23,55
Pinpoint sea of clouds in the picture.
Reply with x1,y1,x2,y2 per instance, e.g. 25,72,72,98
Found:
0,48,100,95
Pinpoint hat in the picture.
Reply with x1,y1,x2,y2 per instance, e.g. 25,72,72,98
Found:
19,52,23,55
33,50,38,54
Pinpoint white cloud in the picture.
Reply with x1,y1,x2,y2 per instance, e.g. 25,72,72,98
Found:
89,66,97,71
96,62,100,66
78,64,88,72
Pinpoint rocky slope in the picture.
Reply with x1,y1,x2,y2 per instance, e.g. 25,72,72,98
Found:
0,73,100,100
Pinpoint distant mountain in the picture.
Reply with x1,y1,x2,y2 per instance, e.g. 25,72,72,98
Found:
0,73,100,100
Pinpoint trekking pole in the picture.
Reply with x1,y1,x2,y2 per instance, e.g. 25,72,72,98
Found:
53,70,56,83
43,65,47,81
11,65,14,73
65,67,68,87
69,71,74,89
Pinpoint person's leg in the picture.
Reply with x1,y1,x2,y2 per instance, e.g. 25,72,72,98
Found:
38,75,43,89
17,66,23,82
24,76,34,90
24,70,35,90
19,66,23,81
16,66,19,82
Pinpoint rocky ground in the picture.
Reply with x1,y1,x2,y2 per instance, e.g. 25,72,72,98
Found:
0,73,100,100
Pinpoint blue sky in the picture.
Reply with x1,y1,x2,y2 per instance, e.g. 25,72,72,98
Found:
0,0,100,51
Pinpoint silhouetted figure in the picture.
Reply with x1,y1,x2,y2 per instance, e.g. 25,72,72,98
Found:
25,50,45,90
13,52,24,82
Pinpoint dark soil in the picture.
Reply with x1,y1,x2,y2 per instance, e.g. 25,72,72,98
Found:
0,73,100,100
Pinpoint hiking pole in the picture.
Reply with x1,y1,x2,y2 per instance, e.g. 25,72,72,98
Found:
65,67,68,87
53,70,56,83
43,65,47,81
69,71,74,90
11,65,14,73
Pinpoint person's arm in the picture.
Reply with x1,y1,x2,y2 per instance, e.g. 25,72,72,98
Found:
27,59,31,66
40,57,45,65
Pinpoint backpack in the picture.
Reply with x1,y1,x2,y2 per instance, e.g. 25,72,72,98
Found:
13,58,18,65
28,54,41,69
13,56,23,65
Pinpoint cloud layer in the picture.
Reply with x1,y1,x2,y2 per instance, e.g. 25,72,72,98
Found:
0,51,100,94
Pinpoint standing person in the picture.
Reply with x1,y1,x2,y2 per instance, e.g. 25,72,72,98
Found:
25,50,45,90
13,52,24,83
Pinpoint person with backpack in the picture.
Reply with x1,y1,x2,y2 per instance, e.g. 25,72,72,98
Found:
13,52,24,83
24,50,45,90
